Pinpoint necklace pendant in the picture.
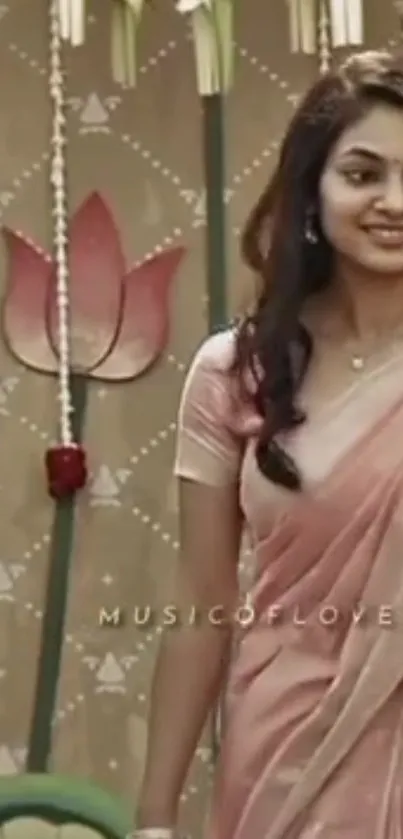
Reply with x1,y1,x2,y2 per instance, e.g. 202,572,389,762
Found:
351,354,364,371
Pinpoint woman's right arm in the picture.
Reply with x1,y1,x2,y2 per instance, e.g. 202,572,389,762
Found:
136,336,243,831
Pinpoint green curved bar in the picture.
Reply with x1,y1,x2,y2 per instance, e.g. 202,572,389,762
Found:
0,774,132,838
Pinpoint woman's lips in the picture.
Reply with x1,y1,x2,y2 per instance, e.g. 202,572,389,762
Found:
363,225,403,246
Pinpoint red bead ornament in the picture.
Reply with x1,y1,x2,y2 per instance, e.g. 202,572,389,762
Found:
45,444,88,499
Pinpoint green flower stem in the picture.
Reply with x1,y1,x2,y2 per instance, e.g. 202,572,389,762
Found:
202,93,228,764
202,93,227,331
26,373,88,772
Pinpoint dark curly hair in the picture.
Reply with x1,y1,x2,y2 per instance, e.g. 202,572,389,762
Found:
233,49,403,491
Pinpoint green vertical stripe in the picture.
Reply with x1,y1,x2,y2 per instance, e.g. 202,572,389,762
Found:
26,374,88,772
202,93,227,332
202,92,228,764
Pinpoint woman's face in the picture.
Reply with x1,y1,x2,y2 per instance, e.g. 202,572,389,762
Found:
319,102,403,277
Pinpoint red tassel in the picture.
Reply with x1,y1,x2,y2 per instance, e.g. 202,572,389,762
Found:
45,444,88,499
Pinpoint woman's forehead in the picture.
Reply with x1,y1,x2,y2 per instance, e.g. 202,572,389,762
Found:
328,104,403,164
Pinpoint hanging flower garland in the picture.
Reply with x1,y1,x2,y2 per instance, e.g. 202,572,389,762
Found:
176,0,234,95
57,0,86,45
328,0,363,48
45,0,87,499
56,0,365,81
287,0,316,53
57,0,148,87
318,0,331,75
111,0,148,87
287,0,364,56
394,0,403,38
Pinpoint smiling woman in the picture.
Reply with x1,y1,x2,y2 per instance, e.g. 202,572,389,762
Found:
135,48,403,839
320,105,403,273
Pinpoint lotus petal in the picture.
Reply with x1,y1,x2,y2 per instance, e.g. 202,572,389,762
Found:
47,193,125,373
2,230,56,373
94,246,185,380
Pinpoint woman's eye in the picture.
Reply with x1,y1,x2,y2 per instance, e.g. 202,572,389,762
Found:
343,169,378,185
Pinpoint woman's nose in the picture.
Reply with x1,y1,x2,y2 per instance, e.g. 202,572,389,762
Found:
377,173,403,215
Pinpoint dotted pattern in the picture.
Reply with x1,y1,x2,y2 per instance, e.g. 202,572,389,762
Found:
0,151,50,217
131,224,184,267
52,634,161,729
23,531,51,563
21,533,90,729
130,422,177,466
167,352,187,373
8,42,47,75
229,138,281,190
137,39,178,77
132,503,180,552
1,531,52,619
0,373,55,447
236,44,302,106
15,412,54,443
120,132,187,196
52,634,94,727
0,376,19,416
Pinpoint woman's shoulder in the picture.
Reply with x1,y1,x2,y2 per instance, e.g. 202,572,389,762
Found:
179,326,261,440
188,327,237,375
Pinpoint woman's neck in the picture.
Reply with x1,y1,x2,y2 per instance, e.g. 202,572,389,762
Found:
337,262,403,341
306,262,403,346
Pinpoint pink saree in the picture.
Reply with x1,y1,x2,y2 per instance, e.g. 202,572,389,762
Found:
174,330,403,839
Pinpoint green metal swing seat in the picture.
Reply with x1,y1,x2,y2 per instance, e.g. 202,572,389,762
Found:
0,773,132,839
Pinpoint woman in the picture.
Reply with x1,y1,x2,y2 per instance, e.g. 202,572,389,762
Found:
135,49,403,838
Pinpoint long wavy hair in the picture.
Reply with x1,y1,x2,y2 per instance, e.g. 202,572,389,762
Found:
233,50,403,490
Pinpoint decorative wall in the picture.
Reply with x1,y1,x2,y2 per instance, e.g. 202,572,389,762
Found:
0,0,400,836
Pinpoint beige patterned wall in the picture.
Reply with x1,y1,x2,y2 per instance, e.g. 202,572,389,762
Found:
0,0,400,836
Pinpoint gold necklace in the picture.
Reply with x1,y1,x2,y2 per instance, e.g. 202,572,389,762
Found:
350,353,365,371
348,329,403,372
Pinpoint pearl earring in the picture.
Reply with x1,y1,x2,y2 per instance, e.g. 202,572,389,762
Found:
304,211,319,244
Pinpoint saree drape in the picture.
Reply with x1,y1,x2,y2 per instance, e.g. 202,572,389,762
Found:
174,330,403,839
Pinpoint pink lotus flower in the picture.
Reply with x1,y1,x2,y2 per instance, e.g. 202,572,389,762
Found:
2,192,185,380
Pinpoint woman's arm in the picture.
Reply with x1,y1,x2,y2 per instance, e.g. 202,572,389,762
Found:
136,334,243,829
136,477,242,827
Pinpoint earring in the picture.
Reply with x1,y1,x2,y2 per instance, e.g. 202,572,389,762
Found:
304,210,319,244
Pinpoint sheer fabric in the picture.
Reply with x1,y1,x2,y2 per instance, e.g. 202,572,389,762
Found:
174,329,403,839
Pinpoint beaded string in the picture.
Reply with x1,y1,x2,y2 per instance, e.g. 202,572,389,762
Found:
49,0,74,447
318,0,331,75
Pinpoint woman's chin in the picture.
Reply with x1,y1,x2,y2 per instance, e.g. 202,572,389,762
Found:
358,248,403,277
